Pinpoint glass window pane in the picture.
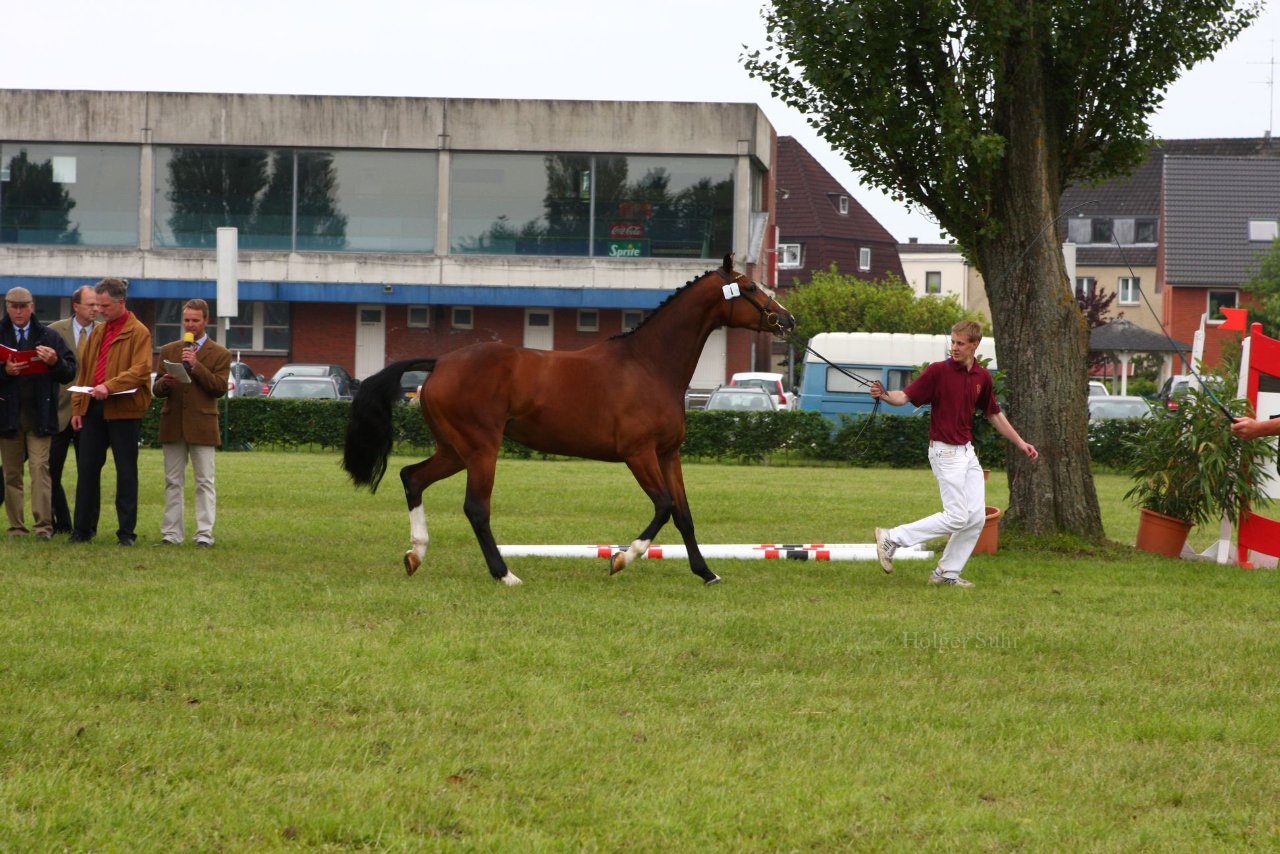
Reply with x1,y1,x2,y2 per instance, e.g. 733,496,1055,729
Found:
154,147,292,249
154,299,185,348
0,143,139,246
450,153,590,256
593,155,733,259
296,150,437,253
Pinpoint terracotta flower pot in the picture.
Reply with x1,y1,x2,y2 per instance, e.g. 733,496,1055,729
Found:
972,505,1002,555
1134,507,1193,557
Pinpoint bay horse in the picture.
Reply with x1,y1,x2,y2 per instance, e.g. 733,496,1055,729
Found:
342,254,795,586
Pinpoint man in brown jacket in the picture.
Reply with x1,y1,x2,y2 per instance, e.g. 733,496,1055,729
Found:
153,299,230,548
70,278,153,546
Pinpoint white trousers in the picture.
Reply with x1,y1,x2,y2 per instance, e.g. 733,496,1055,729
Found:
161,441,217,545
889,441,986,578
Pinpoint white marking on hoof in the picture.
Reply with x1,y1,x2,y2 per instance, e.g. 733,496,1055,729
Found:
408,505,429,568
501,572,523,586
705,574,722,585
611,538,650,575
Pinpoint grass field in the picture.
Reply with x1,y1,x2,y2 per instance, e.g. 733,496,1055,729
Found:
3,450,1280,851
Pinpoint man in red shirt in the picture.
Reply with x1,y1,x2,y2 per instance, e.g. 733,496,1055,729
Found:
870,320,1038,587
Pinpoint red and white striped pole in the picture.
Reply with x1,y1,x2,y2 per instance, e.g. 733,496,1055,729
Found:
498,544,934,561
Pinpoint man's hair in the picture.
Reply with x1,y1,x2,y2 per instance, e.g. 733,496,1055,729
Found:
952,319,982,343
94,277,128,302
184,298,210,320
72,285,95,305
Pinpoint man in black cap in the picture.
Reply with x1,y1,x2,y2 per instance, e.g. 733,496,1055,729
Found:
0,286,77,538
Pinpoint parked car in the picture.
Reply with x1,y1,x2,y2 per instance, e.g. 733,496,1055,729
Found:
267,375,352,400
1088,395,1152,420
227,360,266,398
1155,373,1196,411
704,385,777,412
400,369,429,403
1088,380,1111,397
729,371,795,410
269,363,359,394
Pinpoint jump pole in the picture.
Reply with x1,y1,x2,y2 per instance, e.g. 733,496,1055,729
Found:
498,544,934,561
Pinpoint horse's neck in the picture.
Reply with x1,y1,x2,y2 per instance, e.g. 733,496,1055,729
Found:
623,289,722,386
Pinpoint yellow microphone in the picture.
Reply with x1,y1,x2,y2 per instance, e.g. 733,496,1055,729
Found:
183,332,195,349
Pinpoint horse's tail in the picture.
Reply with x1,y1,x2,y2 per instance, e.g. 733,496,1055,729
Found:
342,358,436,492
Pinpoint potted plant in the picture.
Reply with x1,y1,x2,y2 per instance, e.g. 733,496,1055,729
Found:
1123,385,1277,556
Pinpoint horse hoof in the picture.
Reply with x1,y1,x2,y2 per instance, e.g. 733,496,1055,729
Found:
501,572,523,587
404,551,421,576
609,551,627,575
704,574,722,586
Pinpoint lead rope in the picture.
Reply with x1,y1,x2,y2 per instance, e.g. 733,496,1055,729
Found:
801,342,882,457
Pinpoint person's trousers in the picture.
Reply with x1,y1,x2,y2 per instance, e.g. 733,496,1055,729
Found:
888,441,986,578
0,428,52,536
48,423,77,531
161,441,217,545
73,401,142,542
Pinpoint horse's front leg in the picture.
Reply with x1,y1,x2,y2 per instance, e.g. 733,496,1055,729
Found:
400,451,464,576
661,452,719,585
462,453,522,586
611,453,675,576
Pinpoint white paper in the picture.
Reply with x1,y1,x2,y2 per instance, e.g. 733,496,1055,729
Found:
163,360,192,383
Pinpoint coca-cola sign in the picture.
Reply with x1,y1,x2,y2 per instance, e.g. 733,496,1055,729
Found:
609,221,645,238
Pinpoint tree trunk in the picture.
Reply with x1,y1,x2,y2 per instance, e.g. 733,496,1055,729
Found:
975,12,1104,539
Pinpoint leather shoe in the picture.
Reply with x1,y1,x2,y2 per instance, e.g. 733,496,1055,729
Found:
117,537,136,547
36,531,53,540
153,539,179,547
68,532,90,543
196,541,212,549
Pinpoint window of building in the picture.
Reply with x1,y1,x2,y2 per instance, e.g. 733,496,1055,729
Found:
858,247,871,271
33,295,65,322
0,142,140,246
153,299,290,352
1207,289,1238,323
925,271,942,295
1249,220,1279,242
451,306,473,330
407,305,431,328
152,146,438,253
621,309,644,332
837,195,849,215
449,152,733,259
1075,276,1097,300
778,243,802,268
1118,276,1140,306
1134,218,1158,244
1091,218,1113,244
577,309,599,332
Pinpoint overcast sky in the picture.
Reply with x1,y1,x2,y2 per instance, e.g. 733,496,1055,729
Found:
5,0,1279,245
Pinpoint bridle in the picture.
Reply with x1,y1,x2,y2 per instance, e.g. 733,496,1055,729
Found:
714,268,788,334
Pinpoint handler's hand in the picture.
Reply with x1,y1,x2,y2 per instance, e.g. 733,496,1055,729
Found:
1230,417,1280,441
869,380,885,400
1020,441,1039,461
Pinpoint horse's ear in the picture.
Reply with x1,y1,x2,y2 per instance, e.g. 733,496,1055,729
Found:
722,252,734,275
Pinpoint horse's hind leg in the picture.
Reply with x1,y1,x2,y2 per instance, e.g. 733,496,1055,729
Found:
462,453,522,586
399,451,464,576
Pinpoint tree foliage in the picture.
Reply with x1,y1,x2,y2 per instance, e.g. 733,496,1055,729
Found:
786,265,987,350
1242,235,1280,339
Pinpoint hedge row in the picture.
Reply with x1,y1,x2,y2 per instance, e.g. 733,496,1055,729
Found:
142,398,1147,468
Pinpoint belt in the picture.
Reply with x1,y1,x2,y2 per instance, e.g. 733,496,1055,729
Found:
928,440,971,449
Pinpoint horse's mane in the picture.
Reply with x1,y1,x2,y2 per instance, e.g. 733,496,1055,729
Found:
608,267,720,341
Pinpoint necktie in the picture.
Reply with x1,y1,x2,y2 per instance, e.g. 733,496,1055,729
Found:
16,329,25,349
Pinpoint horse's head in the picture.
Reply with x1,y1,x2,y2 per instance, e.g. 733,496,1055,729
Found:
716,252,796,336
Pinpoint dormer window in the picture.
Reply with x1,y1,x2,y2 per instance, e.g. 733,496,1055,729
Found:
838,195,849,215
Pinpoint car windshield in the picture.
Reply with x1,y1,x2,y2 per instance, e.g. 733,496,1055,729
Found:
273,379,336,398
1089,399,1150,419
274,365,329,380
707,391,773,411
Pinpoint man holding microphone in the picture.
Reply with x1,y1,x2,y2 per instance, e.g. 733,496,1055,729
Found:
153,299,230,548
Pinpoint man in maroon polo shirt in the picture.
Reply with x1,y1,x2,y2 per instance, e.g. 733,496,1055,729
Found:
869,320,1038,587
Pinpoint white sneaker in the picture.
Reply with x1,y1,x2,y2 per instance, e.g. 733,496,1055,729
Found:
929,570,974,588
874,527,897,573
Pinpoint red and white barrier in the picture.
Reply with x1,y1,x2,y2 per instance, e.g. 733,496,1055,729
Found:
497,543,934,561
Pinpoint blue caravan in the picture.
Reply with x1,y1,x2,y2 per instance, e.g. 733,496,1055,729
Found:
798,332,998,422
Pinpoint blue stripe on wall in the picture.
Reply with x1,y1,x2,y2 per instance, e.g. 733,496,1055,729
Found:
0,275,671,309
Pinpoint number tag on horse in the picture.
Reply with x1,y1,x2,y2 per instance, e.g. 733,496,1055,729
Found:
722,283,741,300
